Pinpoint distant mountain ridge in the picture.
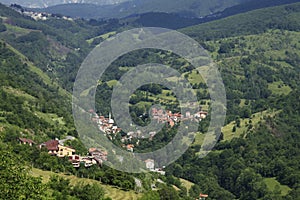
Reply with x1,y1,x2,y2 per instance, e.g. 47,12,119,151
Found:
30,0,247,19
124,0,300,29
0,0,128,8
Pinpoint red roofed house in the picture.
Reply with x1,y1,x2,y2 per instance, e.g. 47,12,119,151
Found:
89,148,108,165
40,140,76,157
126,144,134,152
168,119,175,128
18,138,35,146
199,193,208,200
39,140,59,155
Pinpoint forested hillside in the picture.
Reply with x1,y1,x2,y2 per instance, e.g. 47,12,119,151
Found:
32,0,246,19
0,3,144,199
0,2,300,200
167,3,300,199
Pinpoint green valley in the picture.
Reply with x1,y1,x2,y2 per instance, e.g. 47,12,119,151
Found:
0,1,300,200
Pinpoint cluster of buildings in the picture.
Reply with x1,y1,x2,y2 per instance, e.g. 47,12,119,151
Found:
18,136,107,168
87,108,208,172
152,108,208,127
23,11,73,21
18,136,166,174
90,110,122,140
10,4,73,21
68,148,108,168
89,108,208,153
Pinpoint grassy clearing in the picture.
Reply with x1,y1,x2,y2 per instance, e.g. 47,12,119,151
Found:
2,86,36,100
193,132,205,146
87,31,116,44
135,101,152,107
5,43,70,98
119,66,133,71
263,178,291,196
107,80,118,87
199,100,210,111
222,110,278,141
185,70,205,85
239,99,246,107
157,89,177,101
180,178,194,195
35,112,66,126
268,81,292,95
31,168,142,200
80,86,96,97
3,24,32,37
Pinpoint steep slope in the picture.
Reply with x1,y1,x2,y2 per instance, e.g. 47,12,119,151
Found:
0,3,128,90
0,40,73,142
164,3,300,199
1,2,300,199
0,5,149,199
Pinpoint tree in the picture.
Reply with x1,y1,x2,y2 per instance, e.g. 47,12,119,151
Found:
232,125,237,132
158,185,180,200
236,168,267,199
48,175,70,193
218,42,234,54
65,139,88,155
71,182,105,200
0,144,46,200
138,191,160,200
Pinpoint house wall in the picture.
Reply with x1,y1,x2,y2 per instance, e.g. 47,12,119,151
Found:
57,145,75,157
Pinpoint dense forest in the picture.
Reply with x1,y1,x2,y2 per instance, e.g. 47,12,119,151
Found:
0,1,300,200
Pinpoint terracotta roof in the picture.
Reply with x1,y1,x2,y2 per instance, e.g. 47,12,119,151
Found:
42,140,59,151
88,109,95,113
144,159,154,163
199,193,208,198
127,144,134,149
19,138,35,144
89,148,97,153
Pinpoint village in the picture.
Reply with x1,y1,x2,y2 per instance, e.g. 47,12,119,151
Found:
10,4,74,21
18,136,108,168
18,107,207,172
18,136,167,175
90,108,207,152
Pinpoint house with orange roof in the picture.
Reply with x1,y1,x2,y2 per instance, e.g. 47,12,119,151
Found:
40,140,59,155
126,144,134,152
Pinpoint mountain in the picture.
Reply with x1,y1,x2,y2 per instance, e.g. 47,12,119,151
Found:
0,3,142,197
0,0,129,8
181,1,300,40
86,2,300,198
0,1,300,199
32,0,247,19
122,0,300,30
0,3,77,142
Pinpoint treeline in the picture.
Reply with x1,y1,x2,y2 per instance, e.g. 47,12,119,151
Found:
1,127,136,191
0,42,74,138
165,90,300,199
0,3,128,91
0,141,111,200
182,2,300,41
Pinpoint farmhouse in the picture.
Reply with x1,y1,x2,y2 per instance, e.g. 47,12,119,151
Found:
18,138,35,146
